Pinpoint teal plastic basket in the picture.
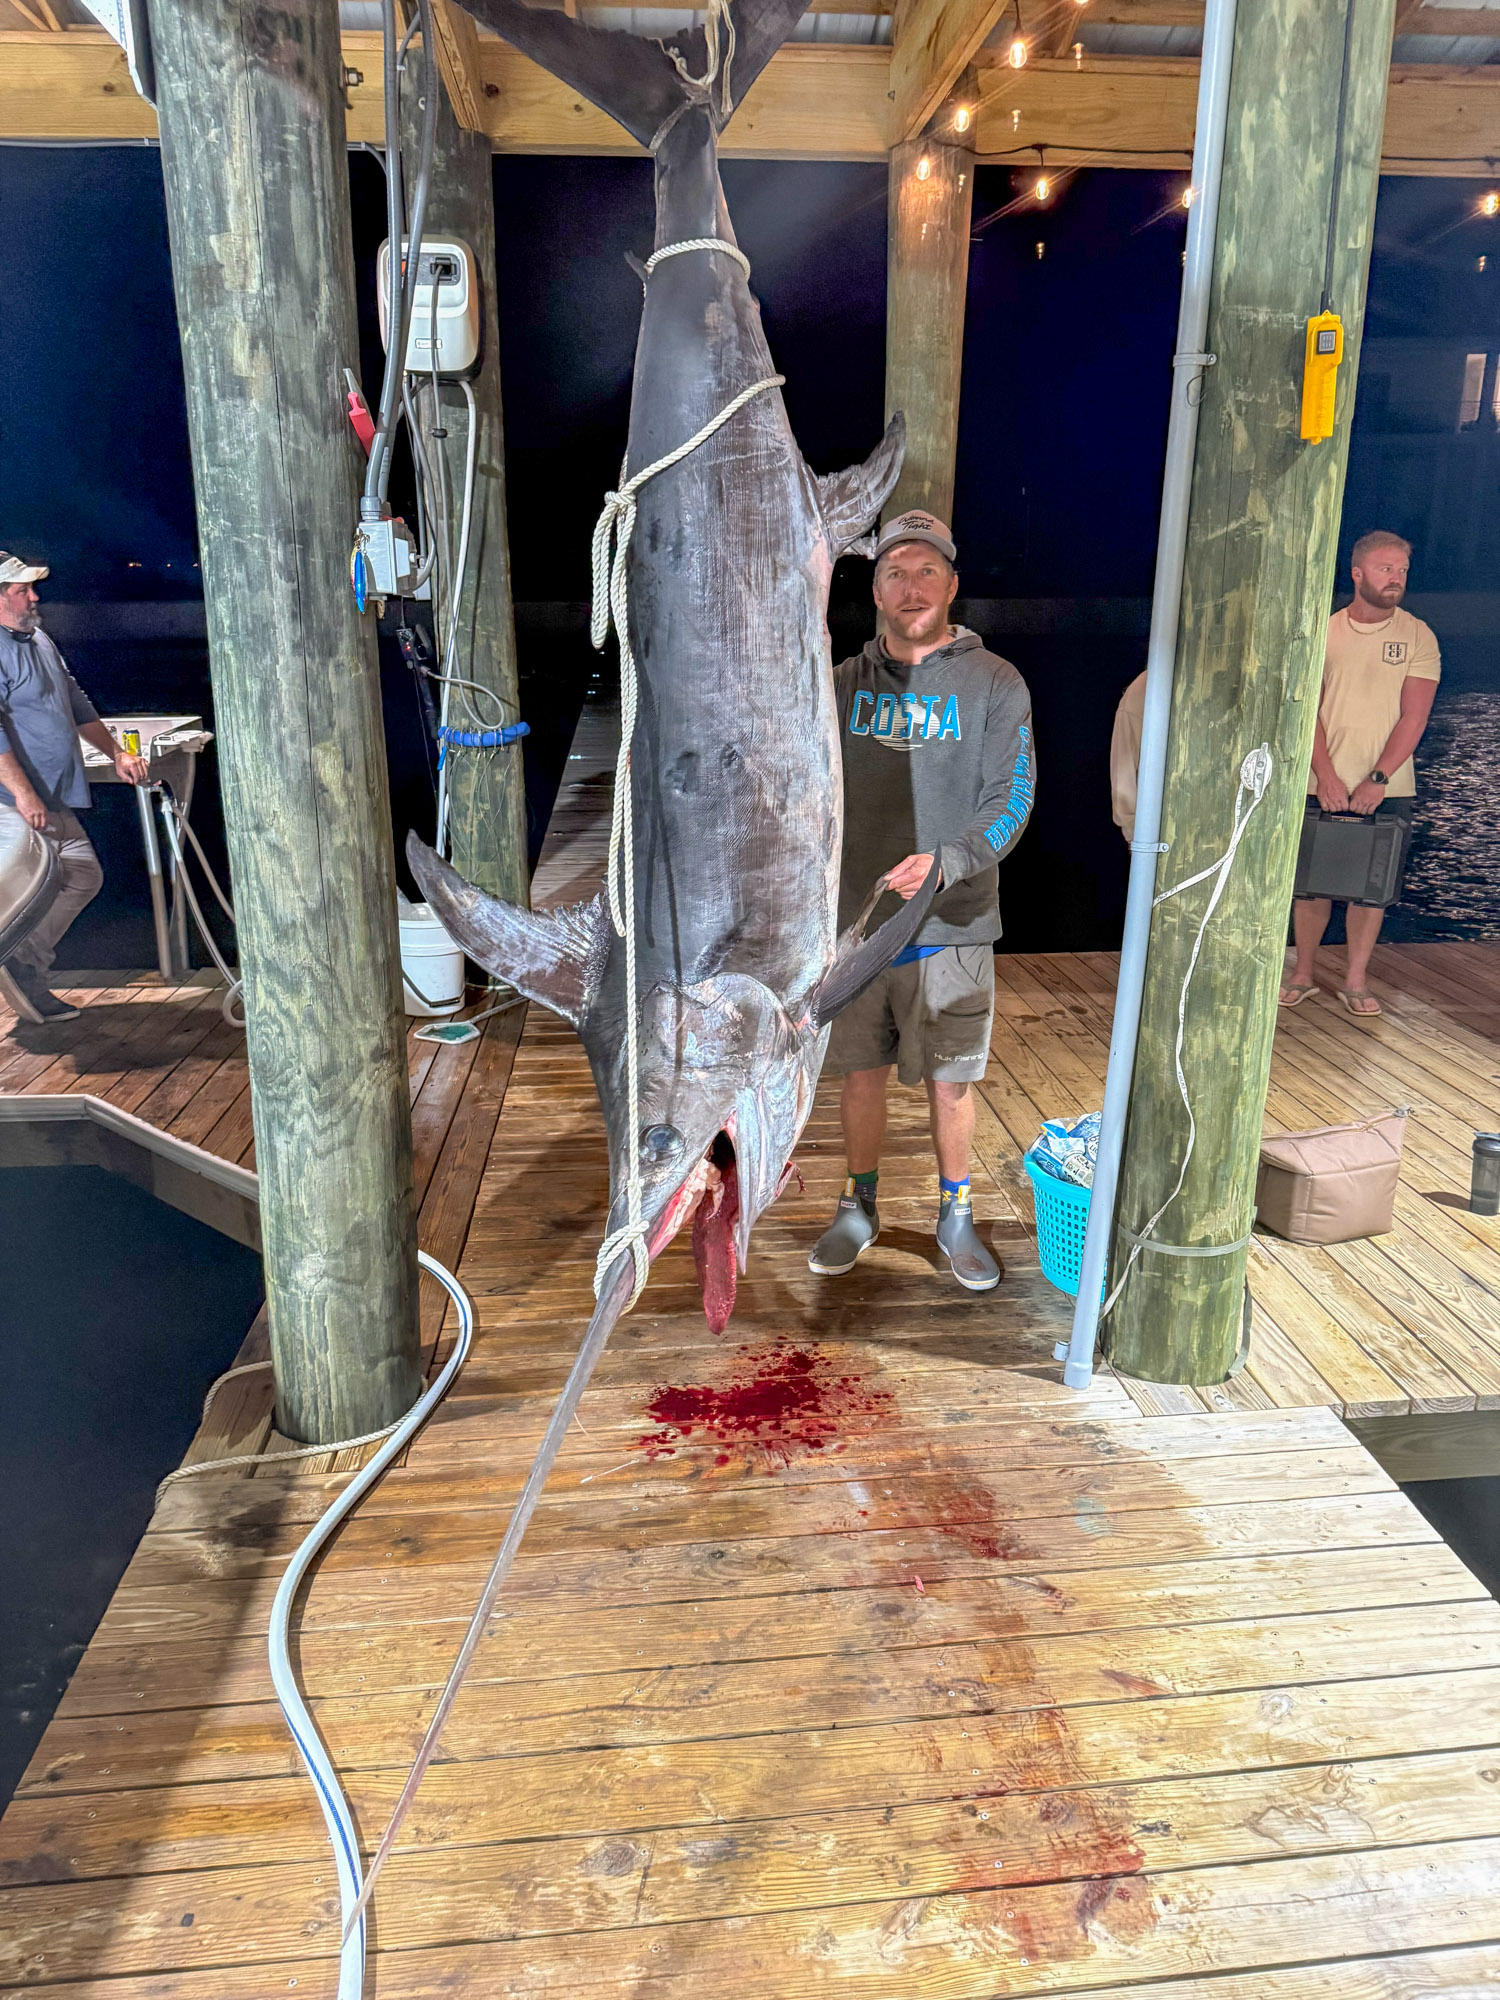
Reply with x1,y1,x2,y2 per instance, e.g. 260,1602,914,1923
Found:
1024,1153,1093,1298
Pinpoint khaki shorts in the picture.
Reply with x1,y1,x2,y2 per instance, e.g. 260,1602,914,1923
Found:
827,943,995,1087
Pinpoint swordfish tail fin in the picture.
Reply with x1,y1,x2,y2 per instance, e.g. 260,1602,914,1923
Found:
455,0,808,145
406,833,609,1027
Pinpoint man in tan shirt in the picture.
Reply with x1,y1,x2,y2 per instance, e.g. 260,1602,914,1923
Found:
1280,531,1440,1017
1110,671,1147,842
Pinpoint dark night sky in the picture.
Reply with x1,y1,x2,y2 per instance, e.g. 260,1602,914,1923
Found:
1,146,1497,961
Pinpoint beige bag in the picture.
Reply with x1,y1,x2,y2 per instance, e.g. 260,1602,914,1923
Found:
1256,1111,1408,1245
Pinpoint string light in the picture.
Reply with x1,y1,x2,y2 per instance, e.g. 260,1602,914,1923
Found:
1035,175,1051,201
1009,34,1028,66
1482,191,1500,217
1181,184,1194,208
1073,40,1084,64
1011,107,1022,131
953,103,972,133
1480,255,1489,272
915,153,932,180
1035,241,1045,260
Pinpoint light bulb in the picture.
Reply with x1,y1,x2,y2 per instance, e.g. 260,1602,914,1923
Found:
1072,40,1083,64
1035,175,1050,201
1181,184,1194,208
1480,255,1489,272
1011,107,1022,131
1035,241,1045,260
1009,35,1027,67
1483,191,1500,217
915,154,932,181
953,103,972,133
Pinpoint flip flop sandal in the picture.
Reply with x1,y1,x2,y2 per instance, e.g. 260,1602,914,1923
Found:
1277,981,1317,1009
1337,988,1382,1018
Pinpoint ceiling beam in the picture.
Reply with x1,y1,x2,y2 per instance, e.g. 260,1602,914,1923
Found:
0,30,895,155
889,0,1011,142
4,30,1499,173
974,53,1500,175
430,0,490,134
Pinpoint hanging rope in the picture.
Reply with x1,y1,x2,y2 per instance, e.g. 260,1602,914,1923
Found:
588,249,781,1310
661,0,737,117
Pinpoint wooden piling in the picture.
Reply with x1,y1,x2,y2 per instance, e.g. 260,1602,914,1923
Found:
407,72,530,903
1106,0,1398,1385
148,0,422,1439
884,127,974,524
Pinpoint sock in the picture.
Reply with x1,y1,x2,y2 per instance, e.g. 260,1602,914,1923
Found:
845,1170,879,1211
939,1175,971,1215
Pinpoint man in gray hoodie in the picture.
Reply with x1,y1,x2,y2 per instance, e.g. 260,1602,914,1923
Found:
809,511,1034,1292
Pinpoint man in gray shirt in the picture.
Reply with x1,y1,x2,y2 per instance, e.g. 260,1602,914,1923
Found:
808,511,1035,1292
0,553,149,1024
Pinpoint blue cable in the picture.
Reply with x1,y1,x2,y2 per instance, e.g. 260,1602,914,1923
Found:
436,720,529,768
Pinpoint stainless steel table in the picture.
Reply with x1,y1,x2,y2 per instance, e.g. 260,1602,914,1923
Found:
83,715,215,982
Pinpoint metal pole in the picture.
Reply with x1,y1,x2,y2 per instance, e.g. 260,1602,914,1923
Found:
135,781,175,982
1058,0,1240,1390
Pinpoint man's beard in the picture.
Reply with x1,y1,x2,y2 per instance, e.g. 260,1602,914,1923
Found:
890,604,948,642
1358,581,1403,612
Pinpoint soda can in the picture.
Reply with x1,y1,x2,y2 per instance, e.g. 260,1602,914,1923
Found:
121,729,142,757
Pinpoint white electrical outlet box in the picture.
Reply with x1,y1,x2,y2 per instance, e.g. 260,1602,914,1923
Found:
377,236,480,376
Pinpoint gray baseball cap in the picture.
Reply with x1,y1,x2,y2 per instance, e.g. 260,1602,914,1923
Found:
0,553,48,586
873,510,956,564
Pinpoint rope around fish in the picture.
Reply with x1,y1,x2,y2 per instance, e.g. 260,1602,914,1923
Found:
589,291,782,1311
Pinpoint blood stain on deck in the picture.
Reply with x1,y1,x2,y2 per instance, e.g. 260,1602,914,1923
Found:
635,1338,896,1464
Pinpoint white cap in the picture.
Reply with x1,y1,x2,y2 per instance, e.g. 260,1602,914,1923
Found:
0,553,48,586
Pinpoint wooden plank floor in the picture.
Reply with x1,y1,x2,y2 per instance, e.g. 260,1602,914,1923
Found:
3,698,1500,1990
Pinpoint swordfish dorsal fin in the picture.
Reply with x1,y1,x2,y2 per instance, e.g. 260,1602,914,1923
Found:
816,413,907,557
406,834,609,1028
804,856,942,1032
457,0,808,147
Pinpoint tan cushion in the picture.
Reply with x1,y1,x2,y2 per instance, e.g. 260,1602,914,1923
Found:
0,802,58,963
1256,1112,1408,1245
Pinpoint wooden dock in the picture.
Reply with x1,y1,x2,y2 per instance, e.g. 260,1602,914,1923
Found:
3,703,1500,1993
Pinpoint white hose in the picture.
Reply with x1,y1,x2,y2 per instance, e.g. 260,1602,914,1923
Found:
266,1249,475,2000
157,789,245,1028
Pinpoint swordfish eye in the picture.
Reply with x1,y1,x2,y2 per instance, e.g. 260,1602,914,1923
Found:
642,1123,685,1163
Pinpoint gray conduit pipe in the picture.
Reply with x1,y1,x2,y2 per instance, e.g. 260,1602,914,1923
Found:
1059,0,1240,1390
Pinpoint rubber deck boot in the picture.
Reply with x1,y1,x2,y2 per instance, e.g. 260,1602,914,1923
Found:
936,1193,1002,1292
3,962,78,1023
808,1191,879,1275
0,963,46,1026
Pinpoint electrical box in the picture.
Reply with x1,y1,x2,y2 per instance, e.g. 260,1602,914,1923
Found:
352,515,427,609
1299,310,1344,443
377,237,480,376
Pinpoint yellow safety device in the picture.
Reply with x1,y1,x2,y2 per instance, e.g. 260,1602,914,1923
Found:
1300,310,1344,443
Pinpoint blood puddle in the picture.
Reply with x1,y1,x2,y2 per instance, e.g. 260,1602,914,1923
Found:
635,1338,895,1465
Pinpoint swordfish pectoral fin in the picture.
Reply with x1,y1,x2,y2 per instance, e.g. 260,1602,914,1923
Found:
406,834,609,1029
816,413,907,559
801,856,942,1033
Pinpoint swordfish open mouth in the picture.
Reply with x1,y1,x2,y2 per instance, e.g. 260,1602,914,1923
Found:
647,1128,741,1334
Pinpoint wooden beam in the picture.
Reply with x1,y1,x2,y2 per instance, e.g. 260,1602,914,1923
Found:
1106,0,1397,1385
890,0,1009,143
430,0,488,134
885,134,974,522
974,55,1500,174
149,0,423,1441
5,29,1500,171
409,67,530,904
475,37,894,155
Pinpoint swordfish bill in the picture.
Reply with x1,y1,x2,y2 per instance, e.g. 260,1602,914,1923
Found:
367,0,937,1930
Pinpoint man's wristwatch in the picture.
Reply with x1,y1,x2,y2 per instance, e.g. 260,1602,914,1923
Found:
1370,770,1389,787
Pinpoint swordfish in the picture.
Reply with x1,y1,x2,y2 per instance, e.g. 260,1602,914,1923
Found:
363,0,940,1918
410,0,939,1332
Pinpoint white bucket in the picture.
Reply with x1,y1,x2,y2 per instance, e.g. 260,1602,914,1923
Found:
399,903,464,1017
